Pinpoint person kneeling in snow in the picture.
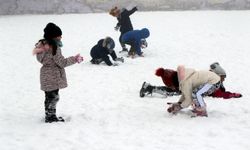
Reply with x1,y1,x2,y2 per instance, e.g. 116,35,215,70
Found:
140,68,181,98
90,37,124,66
121,28,150,58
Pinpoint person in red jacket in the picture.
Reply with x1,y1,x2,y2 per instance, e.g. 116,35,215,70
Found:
140,63,242,99
209,62,242,99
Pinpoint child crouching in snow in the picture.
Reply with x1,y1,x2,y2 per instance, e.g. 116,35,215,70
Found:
33,22,83,123
90,37,124,66
121,28,150,58
165,65,221,117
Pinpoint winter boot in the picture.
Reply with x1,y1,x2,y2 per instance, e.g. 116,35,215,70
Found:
122,47,128,52
115,57,124,63
90,58,103,64
140,82,154,97
45,115,65,123
191,107,208,117
128,50,135,57
119,47,128,53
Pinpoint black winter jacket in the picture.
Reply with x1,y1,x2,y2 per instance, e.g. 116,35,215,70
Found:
90,39,117,66
117,7,137,34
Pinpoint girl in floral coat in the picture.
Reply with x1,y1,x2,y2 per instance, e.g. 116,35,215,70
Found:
33,23,83,123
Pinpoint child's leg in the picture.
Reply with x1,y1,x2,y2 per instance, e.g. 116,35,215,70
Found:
44,89,59,119
153,86,181,97
119,33,127,51
194,84,213,108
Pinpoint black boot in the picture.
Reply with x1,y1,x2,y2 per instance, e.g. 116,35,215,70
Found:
140,82,153,97
45,115,65,123
122,47,128,52
90,58,103,64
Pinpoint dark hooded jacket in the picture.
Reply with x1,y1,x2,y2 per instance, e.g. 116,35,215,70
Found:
90,39,117,66
121,28,150,55
117,7,137,34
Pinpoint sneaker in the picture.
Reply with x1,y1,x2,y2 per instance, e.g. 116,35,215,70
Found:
45,115,65,123
140,82,153,97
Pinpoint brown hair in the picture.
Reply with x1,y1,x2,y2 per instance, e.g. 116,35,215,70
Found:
109,6,119,17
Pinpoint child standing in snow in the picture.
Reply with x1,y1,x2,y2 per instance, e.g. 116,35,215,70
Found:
121,28,150,58
90,37,124,66
109,6,137,52
33,22,83,123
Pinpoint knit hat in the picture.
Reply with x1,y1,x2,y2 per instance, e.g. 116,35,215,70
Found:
43,23,62,40
155,68,179,89
210,62,226,76
155,68,164,76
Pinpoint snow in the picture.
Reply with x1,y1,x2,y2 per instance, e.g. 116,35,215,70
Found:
0,11,250,150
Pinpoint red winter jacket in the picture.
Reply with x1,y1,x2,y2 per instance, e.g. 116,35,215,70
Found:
209,84,242,99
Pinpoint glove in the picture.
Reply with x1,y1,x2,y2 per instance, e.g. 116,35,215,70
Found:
167,102,182,114
233,93,242,98
113,62,119,66
75,54,83,63
115,57,124,63
114,25,120,31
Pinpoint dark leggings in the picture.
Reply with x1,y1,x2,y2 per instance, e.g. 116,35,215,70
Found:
44,89,59,117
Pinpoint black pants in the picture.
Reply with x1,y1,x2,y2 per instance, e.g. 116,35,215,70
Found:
44,89,59,118
119,33,126,49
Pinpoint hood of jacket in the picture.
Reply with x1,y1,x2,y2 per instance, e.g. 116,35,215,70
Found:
139,28,150,39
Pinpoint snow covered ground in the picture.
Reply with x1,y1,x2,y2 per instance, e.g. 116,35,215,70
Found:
0,11,250,150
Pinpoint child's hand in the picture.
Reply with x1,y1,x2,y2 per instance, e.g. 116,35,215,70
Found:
114,25,119,31
233,93,242,98
113,62,119,66
75,54,84,63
